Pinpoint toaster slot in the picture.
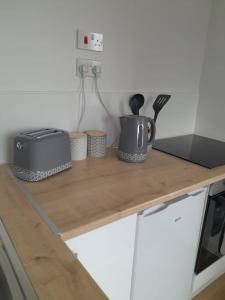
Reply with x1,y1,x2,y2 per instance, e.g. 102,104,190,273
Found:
35,130,64,139
23,128,51,137
23,129,64,139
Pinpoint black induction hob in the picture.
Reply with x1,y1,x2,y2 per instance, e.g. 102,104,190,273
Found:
153,134,225,169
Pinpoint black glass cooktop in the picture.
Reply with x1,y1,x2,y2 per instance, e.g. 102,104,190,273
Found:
153,134,225,169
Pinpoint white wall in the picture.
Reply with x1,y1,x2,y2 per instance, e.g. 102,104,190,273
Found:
0,0,212,163
195,0,225,141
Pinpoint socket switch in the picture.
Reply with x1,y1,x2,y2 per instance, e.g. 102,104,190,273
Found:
77,30,103,52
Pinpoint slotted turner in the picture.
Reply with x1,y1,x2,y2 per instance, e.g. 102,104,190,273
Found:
153,94,171,122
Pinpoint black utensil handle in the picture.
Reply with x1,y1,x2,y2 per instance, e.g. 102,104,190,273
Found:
153,111,159,122
147,118,156,147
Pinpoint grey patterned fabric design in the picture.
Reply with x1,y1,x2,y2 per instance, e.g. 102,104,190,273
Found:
118,150,146,163
87,136,106,157
12,162,72,182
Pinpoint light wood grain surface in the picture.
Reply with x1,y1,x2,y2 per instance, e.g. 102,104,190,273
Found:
23,149,225,240
193,273,225,300
69,132,87,139
0,166,107,300
86,130,106,137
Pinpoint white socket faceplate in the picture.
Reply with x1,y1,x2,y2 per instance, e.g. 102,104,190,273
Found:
76,58,102,77
77,30,103,52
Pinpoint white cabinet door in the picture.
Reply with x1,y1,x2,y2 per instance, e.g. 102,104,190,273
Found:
66,214,137,300
131,188,207,300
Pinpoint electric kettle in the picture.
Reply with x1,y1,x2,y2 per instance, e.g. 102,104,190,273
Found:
118,115,156,163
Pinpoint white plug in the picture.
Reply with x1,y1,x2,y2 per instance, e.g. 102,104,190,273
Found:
92,65,102,78
79,64,88,76
76,58,101,78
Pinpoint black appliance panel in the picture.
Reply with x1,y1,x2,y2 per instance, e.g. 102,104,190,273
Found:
153,134,225,169
195,191,225,274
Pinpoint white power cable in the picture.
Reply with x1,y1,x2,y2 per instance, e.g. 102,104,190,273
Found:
76,65,117,147
92,66,117,147
76,65,87,131
76,76,82,128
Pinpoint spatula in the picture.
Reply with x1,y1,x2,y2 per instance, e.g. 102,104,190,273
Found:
153,94,171,122
129,94,145,115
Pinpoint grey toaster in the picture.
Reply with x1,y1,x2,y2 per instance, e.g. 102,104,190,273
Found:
13,128,72,181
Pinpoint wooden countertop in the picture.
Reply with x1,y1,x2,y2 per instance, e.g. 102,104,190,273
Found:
0,166,107,300
23,149,225,240
1,149,225,299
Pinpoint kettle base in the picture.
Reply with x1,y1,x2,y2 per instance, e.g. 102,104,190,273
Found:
118,150,146,163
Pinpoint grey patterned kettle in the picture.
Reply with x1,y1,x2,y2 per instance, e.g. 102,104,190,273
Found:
118,115,156,163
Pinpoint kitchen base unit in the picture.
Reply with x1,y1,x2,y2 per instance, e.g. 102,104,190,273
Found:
66,214,137,300
131,188,207,300
193,179,225,296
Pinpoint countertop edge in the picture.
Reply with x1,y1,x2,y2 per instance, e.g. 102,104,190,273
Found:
0,165,108,300
61,172,225,240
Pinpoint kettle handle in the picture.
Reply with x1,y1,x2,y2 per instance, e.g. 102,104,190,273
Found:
137,123,144,150
147,118,156,147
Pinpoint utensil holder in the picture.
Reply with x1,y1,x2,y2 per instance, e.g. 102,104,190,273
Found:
86,130,107,157
69,132,87,161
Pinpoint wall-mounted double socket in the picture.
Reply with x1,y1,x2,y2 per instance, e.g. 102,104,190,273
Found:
77,30,103,52
76,58,102,77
